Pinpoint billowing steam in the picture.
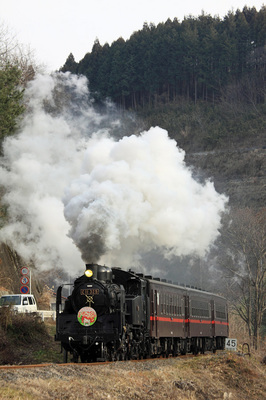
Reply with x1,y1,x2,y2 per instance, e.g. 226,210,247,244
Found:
0,72,227,274
64,128,228,267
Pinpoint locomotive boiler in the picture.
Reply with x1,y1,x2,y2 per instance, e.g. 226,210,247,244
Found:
55,263,228,362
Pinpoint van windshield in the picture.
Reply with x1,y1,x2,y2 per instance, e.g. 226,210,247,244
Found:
0,296,21,306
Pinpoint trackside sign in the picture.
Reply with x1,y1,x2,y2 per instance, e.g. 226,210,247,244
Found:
225,338,237,351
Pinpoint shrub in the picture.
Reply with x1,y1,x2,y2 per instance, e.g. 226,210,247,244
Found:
7,313,48,343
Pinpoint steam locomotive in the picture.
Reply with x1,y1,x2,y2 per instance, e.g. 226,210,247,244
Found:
55,264,228,362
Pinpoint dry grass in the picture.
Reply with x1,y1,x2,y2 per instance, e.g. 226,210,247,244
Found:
0,352,265,400
0,312,265,399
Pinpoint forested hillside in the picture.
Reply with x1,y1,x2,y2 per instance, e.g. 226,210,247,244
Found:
61,6,266,110
59,6,266,348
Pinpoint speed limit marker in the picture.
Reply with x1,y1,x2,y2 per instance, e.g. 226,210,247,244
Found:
225,339,237,351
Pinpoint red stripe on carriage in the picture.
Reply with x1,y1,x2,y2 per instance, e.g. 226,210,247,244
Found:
150,316,228,326
150,316,184,323
187,319,211,324
212,320,229,326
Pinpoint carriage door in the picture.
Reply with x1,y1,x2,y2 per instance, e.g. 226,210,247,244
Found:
211,299,215,337
154,290,158,337
184,294,190,338
150,289,158,338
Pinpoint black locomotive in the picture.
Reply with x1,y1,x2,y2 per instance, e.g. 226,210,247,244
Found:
55,263,228,362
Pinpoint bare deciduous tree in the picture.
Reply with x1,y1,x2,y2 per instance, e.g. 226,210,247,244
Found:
0,20,44,86
218,208,266,349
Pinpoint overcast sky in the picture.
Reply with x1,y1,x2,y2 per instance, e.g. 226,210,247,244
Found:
2,0,265,71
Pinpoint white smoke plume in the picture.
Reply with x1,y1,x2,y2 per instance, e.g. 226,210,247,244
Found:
0,72,228,274
63,128,228,267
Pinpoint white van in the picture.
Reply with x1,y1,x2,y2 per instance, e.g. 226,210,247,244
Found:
0,294,37,313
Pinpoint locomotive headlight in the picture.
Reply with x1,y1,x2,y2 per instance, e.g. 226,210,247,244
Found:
85,269,93,278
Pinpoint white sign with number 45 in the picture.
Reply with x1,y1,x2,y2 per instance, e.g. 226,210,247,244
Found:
225,338,237,351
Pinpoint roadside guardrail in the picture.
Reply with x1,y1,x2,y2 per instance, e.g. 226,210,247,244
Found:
36,310,56,321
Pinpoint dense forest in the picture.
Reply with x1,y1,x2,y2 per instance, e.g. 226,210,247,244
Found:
60,6,266,110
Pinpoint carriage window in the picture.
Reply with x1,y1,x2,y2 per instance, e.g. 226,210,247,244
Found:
216,303,226,319
191,300,210,318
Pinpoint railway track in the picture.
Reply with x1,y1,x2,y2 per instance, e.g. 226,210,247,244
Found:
0,353,201,371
